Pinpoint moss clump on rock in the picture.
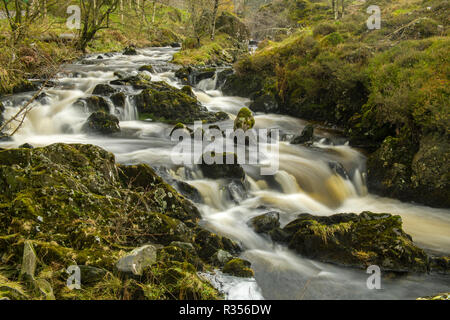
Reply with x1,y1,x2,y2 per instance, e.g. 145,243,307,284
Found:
234,107,255,132
222,258,254,278
82,112,120,135
134,81,229,124
280,212,429,273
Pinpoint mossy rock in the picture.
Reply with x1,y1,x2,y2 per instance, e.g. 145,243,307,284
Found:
110,74,153,89
248,212,280,234
134,81,229,124
74,96,110,113
138,65,154,73
282,212,429,273
92,84,116,96
223,258,254,278
82,112,120,135
234,107,255,131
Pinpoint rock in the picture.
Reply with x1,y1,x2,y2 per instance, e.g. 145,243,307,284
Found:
138,65,153,73
222,73,264,98
248,212,280,234
74,95,110,113
18,143,34,149
199,153,245,181
110,74,153,89
92,84,116,96
175,67,216,86
194,227,240,262
0,101,4,126
33,278,55,300
111,92,126,109
170,42,181,48
78,265,108,284
123,46,138,56
169,241,196,254
281,212,429,273
181,85,195,98
429,256,449,274
291,124,315,145
211,249,233,266
367,134,450,208
175,180,203,203
216,69,234,89
20,241,37,280
134,81,229,124
116,245,158,276
249,94,279,114
223,258,254,277
82,112,120,135
234,107,255,132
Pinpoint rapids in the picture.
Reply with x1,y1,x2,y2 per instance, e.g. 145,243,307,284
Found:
0,47,448,300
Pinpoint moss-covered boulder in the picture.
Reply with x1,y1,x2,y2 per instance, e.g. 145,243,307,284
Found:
281,212,429,273
175,67,216,86
291,124,314,145
234,107,255,132
138,65,153,73
134,81,229,124
110,74,153,90
249,94,279,114
199,152,245,181
111,92,126,109
74,96,110,113
248,212,280,234
92,84,116,96
222,258,254,278
123,46,138,56
0,143,223,300
82,112,120,135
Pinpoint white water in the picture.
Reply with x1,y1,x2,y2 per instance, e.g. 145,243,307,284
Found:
1,47,449,299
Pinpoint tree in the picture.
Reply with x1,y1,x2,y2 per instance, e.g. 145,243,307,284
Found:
77,0,120,52
332,0,345,20
185,0,211,47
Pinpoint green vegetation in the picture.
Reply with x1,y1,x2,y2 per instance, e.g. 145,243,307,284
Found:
227,0,449,207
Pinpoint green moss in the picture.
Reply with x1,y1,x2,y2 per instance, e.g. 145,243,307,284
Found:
223,258,254,278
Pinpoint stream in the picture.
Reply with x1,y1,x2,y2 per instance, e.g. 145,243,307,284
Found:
1,47,449,300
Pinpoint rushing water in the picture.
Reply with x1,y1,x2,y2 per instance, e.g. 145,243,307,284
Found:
1,47,449,300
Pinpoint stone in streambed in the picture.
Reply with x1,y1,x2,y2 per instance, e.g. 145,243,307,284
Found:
281,212,429,273
138,65,153,73
223,258,254,278
234,107,255,132
111,92,126,108
123,46,138,55
74,95,110,113
248,212,280,234
92,83,116,96
291,124,314,145
82,112,120,135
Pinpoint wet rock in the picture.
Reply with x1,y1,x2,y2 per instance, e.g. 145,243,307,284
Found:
111,92,126,109
223,258,254,278
110,74,152,89
123,46,138,56
75,95,110,113
282,212,429,273
181,85,195,98
116,245,158,276
92,84,116,96
291,124,314,145
175,67,216,86
222,73,263,98
134,81,229,124
0,101,4,126
248,212,280,234
18,143,34,149
138,65,153,73
211,249,233,266
429,256,449,274
216,68,234,89
169,241,196,255
194,227,240,262
249,94,279,114
199,153,245,181
170,42,181,48
234,107,255,132
82,112,120,135
175,180,203,203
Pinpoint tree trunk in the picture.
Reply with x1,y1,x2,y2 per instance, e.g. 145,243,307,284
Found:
211,0,219,40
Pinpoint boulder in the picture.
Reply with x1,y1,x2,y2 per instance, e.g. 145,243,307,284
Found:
74,96,110,113
111,92,126,109
134,81,229,124
248,212,280,234
116,245,158,276
110,74,152,89
282,212,429,272
20,241,37,280
138,65,154,73
291,124,314,145
234,107,255,132
175,67,216,86
211,249,233,266
199,153,245,181
249,94,279,114
123,46,138,55
82,112,120,135
12,79,38,94
92,84,116,96
223,258,254,278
